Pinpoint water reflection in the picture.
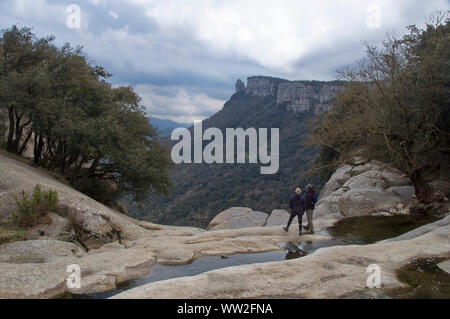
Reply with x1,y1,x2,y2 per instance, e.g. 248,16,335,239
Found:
386,257,450,299
71,215,441,299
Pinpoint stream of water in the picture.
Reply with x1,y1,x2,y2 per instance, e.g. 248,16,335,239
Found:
72,214,446,299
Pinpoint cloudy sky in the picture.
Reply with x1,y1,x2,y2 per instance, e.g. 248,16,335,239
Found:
1,0,448,123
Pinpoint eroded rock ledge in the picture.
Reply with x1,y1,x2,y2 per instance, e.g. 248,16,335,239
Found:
111,216,450,299
1,154,448,299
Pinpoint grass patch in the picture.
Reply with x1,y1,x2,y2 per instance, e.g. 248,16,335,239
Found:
0,225,27,245
12,184,59,229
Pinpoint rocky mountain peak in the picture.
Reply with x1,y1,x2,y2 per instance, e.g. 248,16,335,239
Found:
245,76,288,97
235,79,246,93
240,76,344,113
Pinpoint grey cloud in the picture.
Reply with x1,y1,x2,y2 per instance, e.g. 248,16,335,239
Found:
1,0,448,122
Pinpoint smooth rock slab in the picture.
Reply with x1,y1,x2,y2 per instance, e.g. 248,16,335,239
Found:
0,240,85,264
0,154,151,247
207,207,268,231
0,246,157,298
111,219,450,299
265,209,292,227
437,260,450,274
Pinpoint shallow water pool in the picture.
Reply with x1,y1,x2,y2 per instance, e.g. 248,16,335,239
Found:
70,214,439,299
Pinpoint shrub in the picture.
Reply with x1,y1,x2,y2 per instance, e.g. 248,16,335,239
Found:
12,184,59,228
0,226,27,244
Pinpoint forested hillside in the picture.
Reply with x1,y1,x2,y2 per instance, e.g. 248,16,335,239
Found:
128,78,342,227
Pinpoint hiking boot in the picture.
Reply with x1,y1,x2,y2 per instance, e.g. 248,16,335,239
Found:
303,225,310,231
283,226,289,232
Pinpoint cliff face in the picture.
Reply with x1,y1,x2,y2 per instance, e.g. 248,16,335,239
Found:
236,76,343,113
244,76,288,97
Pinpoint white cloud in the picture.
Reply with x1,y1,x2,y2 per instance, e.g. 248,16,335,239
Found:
88,0,107,6
109,10,119,19
2,0,449,122
135,84,225,123
130,0,450,73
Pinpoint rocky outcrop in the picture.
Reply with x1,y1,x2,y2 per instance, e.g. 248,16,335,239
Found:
0,245,158,298
111,216,450,299
313,160,413,231
0,154,149,249
0,154,332,298
277,81,342,112
235,79,245,93
245,76,288,97
26,212,76,242
242,76,343,113
1,152,448,299
207,207,268,231
207,208,297,230
0,225,329,298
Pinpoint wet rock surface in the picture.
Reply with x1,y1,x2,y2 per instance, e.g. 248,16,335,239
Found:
111,217,450,299
1,154,449,299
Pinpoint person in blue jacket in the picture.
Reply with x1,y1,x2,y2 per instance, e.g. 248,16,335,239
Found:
304,184,318,234
283,187,306,236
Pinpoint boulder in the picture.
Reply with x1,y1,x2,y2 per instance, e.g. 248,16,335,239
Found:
311,203,342,231
207,207,268,231
385,186,415,199
430,179,450,196
338,189,405,217
343,170,389,191
313,159,414,227
264,209,291,226
316,188,344,212
318,165,353,200
26,213,76,242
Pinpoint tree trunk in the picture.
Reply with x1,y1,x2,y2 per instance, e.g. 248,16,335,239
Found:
409,169,433,203
34,134,44,164
11,110,23,153
18,128,32,156
6,106,15,151
89,157,99,175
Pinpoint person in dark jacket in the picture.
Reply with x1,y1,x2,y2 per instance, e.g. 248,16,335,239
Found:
283,187,306,235
304,184,317,234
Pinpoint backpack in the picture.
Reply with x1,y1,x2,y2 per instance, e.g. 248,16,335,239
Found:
313,193,318,203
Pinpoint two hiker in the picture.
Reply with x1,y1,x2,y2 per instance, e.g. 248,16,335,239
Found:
283,184,317,235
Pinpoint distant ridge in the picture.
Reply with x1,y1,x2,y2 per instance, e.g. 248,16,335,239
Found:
149,117,190,136
128,76,343,227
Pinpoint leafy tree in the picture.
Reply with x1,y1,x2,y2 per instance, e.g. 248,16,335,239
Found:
0,25,55,155
310,12,450,202
0,25,173,202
